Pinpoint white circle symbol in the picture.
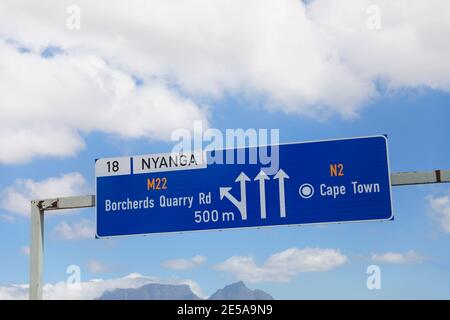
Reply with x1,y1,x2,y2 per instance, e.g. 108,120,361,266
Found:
299,183,314,199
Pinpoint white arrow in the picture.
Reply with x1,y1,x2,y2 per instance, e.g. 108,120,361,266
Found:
274,169,289,218
219,172,250,220
254,170,270,219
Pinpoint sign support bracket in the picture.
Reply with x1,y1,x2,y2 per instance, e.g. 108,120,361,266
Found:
29,170,449,300
29,196,95,300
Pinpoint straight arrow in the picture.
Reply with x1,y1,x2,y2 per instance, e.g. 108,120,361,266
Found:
274,169,289,218
254,170,270,219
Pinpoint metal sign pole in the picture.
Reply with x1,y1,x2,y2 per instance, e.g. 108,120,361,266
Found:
28,171,449,300
29,201,44,300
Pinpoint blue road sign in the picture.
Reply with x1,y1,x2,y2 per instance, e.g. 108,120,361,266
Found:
95,135,393,238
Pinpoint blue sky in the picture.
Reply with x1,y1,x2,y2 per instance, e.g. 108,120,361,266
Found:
1,88,449,299
1,0,450,299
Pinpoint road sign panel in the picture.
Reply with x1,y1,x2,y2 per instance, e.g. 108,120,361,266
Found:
95,135,393,238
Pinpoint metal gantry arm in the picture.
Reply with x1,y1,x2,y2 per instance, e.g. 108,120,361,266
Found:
29,170,450,300
390,169,450,186
29,196,95,300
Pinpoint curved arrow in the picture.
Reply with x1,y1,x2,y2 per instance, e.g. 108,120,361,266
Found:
219,172,250,220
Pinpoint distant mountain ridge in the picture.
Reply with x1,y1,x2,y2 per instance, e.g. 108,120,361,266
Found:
97,281,273,300
98,283,201,300
208,281,274,300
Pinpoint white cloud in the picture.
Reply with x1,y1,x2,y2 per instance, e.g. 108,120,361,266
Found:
0,214,15,223
1,172,87,217
0,273,204,300
86,260,112,274
371,250,424,264
162,255,206,270
52,219,95,240
1,0,450,162
216,247,348,283
20,246,30,256
0,285,29,300
427,189,450,233
0,40,208,164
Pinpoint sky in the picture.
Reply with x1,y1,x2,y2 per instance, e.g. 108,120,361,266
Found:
0,0,450,299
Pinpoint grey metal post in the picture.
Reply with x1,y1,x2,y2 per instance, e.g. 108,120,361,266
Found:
29,200,44,300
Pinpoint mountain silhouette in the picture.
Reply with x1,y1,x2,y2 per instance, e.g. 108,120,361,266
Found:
208,281,273,300
97,283,201,300
96,281,273,300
